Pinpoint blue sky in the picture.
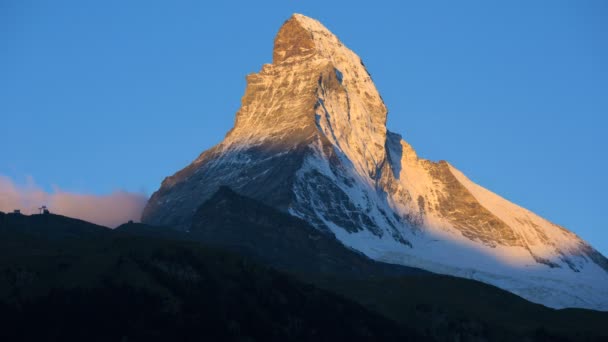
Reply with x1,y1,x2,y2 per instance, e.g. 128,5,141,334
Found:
1,1,606,254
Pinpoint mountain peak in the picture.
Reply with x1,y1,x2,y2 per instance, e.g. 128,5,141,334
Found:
225,14,389,180
273,14,340,64
273,14,316,63
143,15,608,311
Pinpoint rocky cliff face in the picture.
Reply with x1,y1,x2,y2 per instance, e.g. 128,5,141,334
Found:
142,14,608,310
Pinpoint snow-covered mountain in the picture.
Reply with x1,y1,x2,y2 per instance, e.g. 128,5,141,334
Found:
142,14,608,310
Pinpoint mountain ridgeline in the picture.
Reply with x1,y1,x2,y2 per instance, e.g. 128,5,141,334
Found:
0,210,414,341
142,14,608,310
2,194,608,341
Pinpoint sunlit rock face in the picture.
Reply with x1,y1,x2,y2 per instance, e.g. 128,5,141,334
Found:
142,14,608,310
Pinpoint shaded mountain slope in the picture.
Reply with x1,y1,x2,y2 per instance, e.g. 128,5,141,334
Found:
0,212,417,342
2,208,608,340
0,210,108,240
188,186,428,278
189,188,608,341
138,190,608,341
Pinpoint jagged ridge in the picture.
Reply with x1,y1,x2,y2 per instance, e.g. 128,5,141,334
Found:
142,14,608,310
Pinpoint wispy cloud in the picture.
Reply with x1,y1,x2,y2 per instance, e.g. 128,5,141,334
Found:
0,175,148,228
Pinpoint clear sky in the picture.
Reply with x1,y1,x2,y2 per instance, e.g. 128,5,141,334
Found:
1,1,606,254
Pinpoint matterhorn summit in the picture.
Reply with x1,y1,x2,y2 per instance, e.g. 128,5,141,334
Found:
143,14,608,310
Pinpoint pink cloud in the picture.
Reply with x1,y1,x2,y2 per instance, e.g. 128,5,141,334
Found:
0,175,148,228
